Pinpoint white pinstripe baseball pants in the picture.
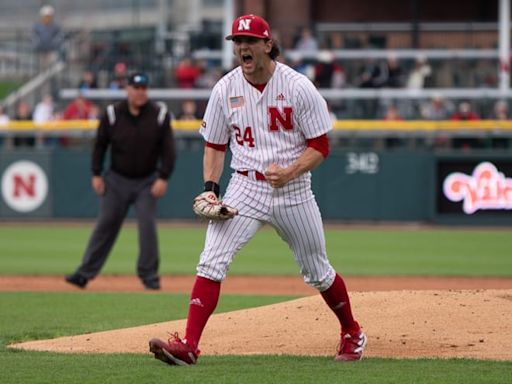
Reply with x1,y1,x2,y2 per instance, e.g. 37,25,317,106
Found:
196,172,336,291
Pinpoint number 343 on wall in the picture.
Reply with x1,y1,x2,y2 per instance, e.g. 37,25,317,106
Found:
345,152,380,174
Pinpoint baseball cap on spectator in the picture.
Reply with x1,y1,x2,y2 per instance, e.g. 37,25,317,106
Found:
225,14,272,40
128,73,149,87
40,5,55,16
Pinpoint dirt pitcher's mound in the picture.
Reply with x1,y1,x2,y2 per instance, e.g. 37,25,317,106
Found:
10,289,512,361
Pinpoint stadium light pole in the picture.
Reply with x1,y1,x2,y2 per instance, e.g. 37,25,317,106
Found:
222,0,235,71
499,0,510,93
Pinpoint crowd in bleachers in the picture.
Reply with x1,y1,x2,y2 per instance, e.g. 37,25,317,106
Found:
1,7,511,151
58,52,504,120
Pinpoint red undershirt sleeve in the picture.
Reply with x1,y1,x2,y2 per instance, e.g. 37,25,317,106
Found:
205,142,228,152
306,134,330,158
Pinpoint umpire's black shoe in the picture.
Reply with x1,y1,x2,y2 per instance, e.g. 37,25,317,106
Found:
143,277,161,290
65,273,88,288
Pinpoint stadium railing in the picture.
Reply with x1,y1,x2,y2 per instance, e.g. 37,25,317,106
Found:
1,119,512,149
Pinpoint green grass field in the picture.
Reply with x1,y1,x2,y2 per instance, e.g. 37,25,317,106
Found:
0,80,21,101
1,223,511,383
0,224,511,276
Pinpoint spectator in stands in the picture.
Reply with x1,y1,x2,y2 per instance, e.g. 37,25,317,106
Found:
314,50,345,89
0,105,9,147
312,51,346,117
59,93,97,148
195,61,223,89
422,95,453,148
384,54,404,88
406,55,432,89
493,100,509,120
109,62,129,89
78,70,98,91
420,94,453,120
175,57,202,88
450,101,479,121
328,32,343,50
0,105,9,126
32,5,63,71
13,101,31,121
287,51,313,78
404,56,433,121
34,94,60,146
177,100,200,121
492,100,510,149
450,101,482,150
62,92,96,120
12,101,36,147
383,104,404,121
33,94,54,123
383,103,405,148
356,58,388,118
357,58,388,88
473,59,498,88
434,61,454,88
88,104,101,120
294,27,319,52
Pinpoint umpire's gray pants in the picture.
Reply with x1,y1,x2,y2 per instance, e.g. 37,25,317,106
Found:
76,170,160,282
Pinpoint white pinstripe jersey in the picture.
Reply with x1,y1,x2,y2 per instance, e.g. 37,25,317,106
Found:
200,62,332,176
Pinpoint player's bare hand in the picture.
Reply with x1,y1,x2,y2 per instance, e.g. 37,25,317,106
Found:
264,163,292,188
92,176,105,196
151,178,168,198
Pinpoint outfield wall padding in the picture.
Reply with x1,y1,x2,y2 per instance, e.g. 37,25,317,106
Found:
1,148,511,224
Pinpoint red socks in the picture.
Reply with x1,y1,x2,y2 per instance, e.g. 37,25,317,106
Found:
184,274,358,349
320,273,360,334
184,276,221,349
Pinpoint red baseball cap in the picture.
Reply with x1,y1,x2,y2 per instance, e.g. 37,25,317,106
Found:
225,14,272,40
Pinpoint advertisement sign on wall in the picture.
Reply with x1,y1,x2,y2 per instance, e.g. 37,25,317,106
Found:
436,157,512,222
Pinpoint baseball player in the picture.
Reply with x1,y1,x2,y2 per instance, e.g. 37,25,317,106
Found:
149,14,366,365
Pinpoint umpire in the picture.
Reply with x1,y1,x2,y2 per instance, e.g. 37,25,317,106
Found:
65,72,176,290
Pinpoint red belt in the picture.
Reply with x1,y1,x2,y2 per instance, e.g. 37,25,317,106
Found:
237,170,267,181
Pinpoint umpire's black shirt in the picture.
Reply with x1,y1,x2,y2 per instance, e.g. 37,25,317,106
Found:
92,100,176,180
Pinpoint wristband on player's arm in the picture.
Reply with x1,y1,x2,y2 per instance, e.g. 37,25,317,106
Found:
204,181,220,198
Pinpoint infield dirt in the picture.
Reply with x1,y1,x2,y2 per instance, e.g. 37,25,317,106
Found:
5,275,512,361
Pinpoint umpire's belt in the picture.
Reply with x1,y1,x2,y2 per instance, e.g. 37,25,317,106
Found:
236,170,267,181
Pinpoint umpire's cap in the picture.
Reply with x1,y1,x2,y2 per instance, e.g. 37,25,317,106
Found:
128,73,149,87
225,14,272,40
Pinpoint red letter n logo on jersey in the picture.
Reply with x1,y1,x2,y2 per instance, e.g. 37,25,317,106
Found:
268,106,293,131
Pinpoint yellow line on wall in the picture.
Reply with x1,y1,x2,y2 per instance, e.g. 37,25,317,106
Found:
3,119,512,131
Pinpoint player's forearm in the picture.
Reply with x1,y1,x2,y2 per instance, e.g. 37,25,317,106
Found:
287,147,325,179
203,146,225,183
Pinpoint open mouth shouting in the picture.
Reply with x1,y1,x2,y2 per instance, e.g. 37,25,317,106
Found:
241,53,254,68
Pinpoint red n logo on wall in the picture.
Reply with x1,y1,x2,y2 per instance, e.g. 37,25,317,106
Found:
268,106,293,131
2,160,48,213
13,174,36,197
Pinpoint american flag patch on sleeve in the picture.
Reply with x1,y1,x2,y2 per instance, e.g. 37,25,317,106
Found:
229,96,245,109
